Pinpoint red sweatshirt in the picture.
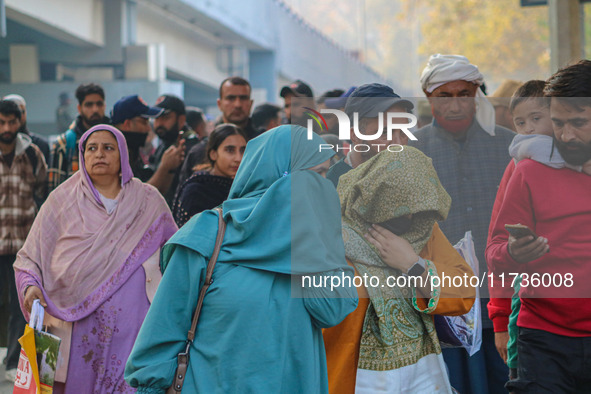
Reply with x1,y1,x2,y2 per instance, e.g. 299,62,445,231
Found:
486,160,516,332
487,159,591,337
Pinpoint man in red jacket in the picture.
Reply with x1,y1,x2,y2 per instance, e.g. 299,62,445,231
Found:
487,60,591,392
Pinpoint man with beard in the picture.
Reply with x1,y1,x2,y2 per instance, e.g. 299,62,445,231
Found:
487,60,591,393
48,83,109,190
326,83,414,187
3,94,50,164
0,100,46,381
149,94,189,205
111,95,161,179
410,54,515,393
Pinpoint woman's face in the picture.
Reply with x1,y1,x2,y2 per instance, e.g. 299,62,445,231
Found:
210,134,247,178
308,158,331,178
84,130,121,180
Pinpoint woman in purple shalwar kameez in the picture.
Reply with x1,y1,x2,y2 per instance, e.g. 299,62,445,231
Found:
13,124,177,393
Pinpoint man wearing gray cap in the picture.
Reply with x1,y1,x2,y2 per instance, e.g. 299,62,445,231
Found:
325,83,414,188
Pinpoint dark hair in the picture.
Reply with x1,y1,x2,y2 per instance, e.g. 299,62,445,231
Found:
252,103,281,130
544,60,591,109
509,80,548,113
219,76,251,98
205,123,247,166
0,100,22,120
317,89,345,105
75,83,105,105
186,107,205,130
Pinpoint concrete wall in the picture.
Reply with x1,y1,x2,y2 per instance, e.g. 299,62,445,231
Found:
6,0,105,46
136,2,228,90
2,0,392,131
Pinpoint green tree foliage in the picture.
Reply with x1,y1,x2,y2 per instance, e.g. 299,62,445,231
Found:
401,0,551,89
283,0,589,93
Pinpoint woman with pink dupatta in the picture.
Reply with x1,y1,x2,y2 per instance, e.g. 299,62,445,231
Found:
14,124,177,393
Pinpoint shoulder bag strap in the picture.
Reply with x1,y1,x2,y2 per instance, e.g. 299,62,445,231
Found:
187,207,226,341
168,207,226,394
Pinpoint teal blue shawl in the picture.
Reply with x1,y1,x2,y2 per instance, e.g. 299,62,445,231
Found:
162,125,346,275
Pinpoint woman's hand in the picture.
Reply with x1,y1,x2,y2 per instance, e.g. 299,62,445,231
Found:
365,224,419,272
24,286,47,313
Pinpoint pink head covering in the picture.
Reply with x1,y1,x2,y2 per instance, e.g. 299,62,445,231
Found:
14,126,177,321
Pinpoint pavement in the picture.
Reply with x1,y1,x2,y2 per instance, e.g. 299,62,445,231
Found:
0,347,14,394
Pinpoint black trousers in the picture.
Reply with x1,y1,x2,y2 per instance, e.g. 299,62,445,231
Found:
507,327,591,393
0,254,26,370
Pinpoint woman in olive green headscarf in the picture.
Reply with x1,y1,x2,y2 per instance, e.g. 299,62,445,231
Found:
323,147,475,394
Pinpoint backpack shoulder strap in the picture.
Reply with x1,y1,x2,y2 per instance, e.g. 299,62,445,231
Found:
25,145,38,176
65,129,77,154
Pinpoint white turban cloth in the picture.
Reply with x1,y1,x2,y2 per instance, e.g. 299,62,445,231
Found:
420,54,496,136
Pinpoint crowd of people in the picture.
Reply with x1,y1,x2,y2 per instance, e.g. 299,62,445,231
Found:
0,54,589,393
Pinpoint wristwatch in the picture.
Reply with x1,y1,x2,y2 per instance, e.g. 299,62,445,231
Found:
405,257,426,277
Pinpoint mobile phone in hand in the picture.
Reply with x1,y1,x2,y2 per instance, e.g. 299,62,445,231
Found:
505,224,537,240
176,130,186,147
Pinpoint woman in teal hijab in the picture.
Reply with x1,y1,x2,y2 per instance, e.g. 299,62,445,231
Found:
125,125,358,393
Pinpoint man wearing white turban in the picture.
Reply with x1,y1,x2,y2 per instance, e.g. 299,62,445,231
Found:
411,54,515,393
420,54,497,137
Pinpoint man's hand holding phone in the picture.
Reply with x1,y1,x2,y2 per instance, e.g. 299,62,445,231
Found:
161,139,186,173
505,224,549,263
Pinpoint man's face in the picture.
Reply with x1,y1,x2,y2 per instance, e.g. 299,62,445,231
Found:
426,80,478,134
551,98,591,166
285,94,314,125
78,93,105,128
118,116,151,152
325,114,339,134
154,111,181,143
0,113,21,145
350,104,410,163
127,116,151,134
217,82,253,125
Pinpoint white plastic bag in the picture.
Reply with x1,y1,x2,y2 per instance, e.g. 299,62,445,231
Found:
434,231,482,356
